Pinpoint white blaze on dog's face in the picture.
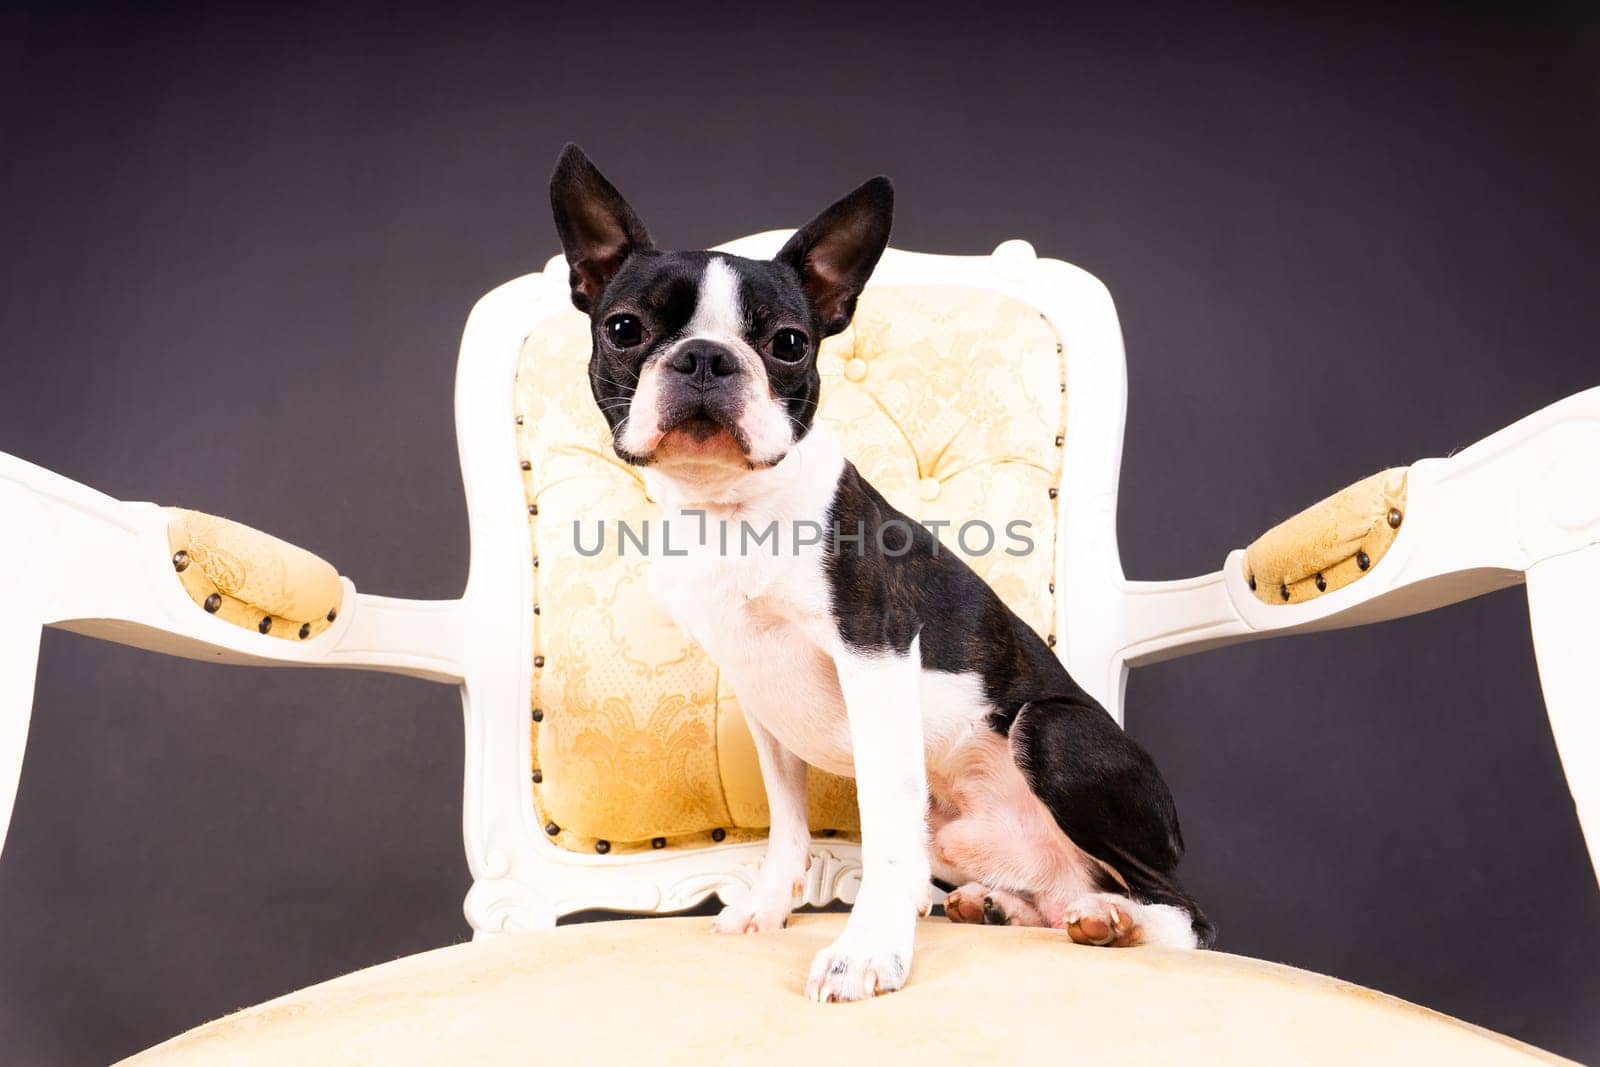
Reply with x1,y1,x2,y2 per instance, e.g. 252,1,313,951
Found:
548,143,893,490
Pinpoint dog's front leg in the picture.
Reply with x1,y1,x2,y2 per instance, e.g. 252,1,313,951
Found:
712,714,810,934
806,641,931,1002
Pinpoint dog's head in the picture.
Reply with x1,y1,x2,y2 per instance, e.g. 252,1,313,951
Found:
549,144,892,485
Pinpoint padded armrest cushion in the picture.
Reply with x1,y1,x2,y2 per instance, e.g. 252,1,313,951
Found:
165,508,344,640
1244,468,1408,605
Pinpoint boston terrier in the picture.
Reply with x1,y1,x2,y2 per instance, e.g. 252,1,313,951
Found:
549,144,1213,1002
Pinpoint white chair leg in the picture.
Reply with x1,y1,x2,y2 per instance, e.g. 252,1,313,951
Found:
0,610,42,861
1525,543,1600,889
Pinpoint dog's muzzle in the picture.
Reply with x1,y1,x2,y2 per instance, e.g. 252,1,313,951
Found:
655,341,749,442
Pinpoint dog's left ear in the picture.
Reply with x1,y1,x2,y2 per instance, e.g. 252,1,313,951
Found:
549,143,655,313
775,177,893,336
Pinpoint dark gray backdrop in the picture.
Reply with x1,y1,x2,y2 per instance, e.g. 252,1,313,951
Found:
2,4,1597,1063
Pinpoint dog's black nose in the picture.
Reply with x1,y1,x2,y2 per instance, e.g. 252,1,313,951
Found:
665,342,739,383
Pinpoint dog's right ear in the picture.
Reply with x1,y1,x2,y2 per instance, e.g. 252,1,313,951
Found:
549,144,654,313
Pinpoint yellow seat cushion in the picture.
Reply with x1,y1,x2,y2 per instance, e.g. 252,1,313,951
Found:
165,508,344,641
1244,468,1409,605
513,285,1067,853
122,915,1567,1066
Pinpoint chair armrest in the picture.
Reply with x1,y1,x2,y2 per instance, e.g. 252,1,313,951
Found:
0,450,465,682
0,452,468,859
1115,385,1600,668
165,508,345,641
1241,467,1408,605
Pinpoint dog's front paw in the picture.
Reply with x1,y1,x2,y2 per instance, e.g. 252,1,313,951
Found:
711,900,790,934
711,878,802,934
805,938,910,1002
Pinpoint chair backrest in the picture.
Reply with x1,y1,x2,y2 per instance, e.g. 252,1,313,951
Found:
451,234,1131,932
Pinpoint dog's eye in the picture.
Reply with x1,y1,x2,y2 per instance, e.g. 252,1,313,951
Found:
769,328,809,363
604,314,644,349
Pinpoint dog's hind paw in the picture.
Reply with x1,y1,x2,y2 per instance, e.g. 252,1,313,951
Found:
1054,892,1142,947
943,884,1044,927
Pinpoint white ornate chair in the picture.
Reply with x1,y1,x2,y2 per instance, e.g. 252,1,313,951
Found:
1,234,1593,1064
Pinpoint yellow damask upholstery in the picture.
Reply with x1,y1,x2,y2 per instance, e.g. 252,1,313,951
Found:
165,509,344,641
1244,468,1409,605
122,915,1569,1066
513,286,1067,853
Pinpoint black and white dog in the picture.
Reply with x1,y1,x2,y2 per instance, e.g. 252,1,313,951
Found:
549,144,1212,1002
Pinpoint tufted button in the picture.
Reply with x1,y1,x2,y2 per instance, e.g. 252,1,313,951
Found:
1387,508,1402,529
651,837,666,850
204,593,222,613
1315,573,1327,593
531,769,542,783
326,608,338,623
917,477,941,502
299,622,311,639
1247,574,1256,591
1279,583,1289,602
844,357,869,383
1357,550,1371,571
545,822,560,836
531,708,544,722
172,550,190,572
711,828,727,842
258,616,272,634
595,840,611,855
520,460,531,471
534,655,545,668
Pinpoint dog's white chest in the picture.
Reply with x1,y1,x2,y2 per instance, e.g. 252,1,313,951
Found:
647,519,857,774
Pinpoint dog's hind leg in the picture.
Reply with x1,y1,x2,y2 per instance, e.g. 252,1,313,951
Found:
1009,696,1214,949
